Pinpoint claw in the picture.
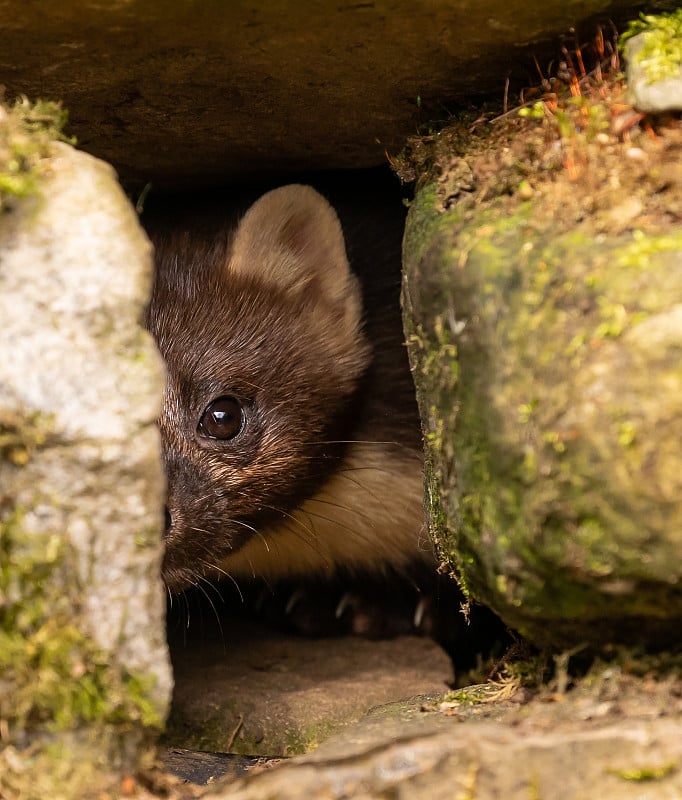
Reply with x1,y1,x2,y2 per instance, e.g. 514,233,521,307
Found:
413,596,427,629
285,587,306,615
335,592,352,619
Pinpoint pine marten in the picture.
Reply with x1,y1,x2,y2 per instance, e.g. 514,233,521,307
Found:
145,182,429,598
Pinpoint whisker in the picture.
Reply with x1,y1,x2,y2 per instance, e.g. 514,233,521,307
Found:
304,494,378,527
230,518,261,536
275,522,333,569
337,463,418,474
295,506,368,538
180,589,191,632
303,439,403,447
258,504,332,566
320,466,418,515
261,504,316,539
200,560,245,603
195,579,225,640
243,552,258,581
229,518,272,555
196,573,228,604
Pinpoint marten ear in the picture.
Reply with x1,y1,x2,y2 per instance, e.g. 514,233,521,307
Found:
228,184,361,314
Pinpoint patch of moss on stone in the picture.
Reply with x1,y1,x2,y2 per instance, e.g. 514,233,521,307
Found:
421,212,682,637
0,511,163,742
442,684,493,706
622,8,682,83
0,408,53,466
163,704,336,758
161,709,235,753
612,763,677,781
401,42,682,648
0,96,72,210
280,721,336,757
405,319,464,584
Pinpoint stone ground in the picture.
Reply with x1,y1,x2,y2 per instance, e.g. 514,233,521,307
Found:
155,632,682,799
164,615,454,758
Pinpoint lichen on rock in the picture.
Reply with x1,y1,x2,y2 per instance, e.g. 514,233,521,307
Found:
401,48,682,648
0,101,171,795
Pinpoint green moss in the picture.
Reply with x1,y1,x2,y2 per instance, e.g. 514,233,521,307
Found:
442,684,492,706
622,9,682,83
0,96,73,210
526,775,542,800
163,706,334,757
400,21,682,650
281,720,338,756
2,395,162,743
404,157,682,644
0,510,163,740
448,219,682,625
161,710,235,753
406,320,465,586
612,763,677,782
614,228,682,269
0,408,53,466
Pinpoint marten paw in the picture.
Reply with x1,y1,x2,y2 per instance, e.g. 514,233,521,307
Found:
244,572,453,641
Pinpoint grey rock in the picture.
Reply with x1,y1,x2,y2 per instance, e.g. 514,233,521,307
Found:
213,688,682,800
0,142,171,758
400,102,682,648
167,618,452,757
0,0,649,188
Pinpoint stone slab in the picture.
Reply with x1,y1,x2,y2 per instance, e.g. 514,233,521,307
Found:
0,0,648,187
166,617,453,757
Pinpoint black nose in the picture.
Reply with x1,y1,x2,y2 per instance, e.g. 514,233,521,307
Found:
164,506,172,533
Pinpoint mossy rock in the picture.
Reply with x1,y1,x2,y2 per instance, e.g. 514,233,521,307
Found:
0,98,170,797
402,90,682,648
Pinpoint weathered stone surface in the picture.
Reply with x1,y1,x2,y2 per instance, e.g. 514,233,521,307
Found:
211,676,682,800
166,617,452,757
0,138,171,785
626,10,682,113
0,0,654,188
401,78,682,647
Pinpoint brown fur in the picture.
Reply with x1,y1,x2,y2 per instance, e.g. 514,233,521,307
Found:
146,184,428,593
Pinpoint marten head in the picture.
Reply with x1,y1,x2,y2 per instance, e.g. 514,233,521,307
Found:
146,186,371,592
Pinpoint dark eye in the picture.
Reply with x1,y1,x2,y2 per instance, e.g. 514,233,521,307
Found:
197,396,245,440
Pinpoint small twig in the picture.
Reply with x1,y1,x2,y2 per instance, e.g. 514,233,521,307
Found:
226,713,244,750
573,30,587,78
